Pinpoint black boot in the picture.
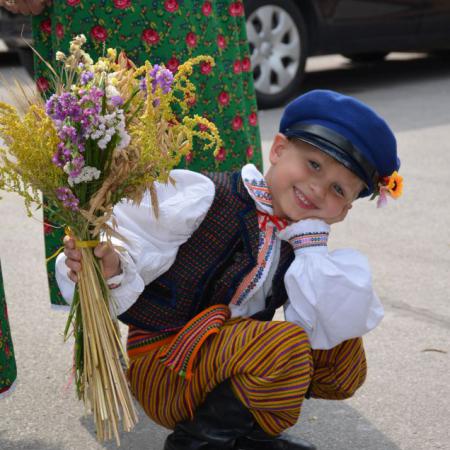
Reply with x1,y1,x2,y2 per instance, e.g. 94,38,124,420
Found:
235,424,316,450
164,380,255,450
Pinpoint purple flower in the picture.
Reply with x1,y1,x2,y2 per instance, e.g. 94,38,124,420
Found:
60,125,77,141
56,187,79,211
139,77,147,92
80,71,94,85
110,95,124,107
149,65,174,94
52,142,71,168
46,92,83,122
68,155,85,178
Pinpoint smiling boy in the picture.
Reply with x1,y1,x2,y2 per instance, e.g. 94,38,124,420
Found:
57,90,402,450
266,134,364,223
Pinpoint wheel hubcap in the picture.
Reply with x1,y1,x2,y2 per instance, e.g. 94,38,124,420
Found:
246,5,301,95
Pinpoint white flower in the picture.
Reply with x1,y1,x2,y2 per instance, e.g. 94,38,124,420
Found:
81,52,93,66
72,34,87,45
117,130,131,150
70,43,80,53
105,85,120,99
96,61,108,72
107,73,119,86
68,166,101,186
90,109,129,150
56,51,66,61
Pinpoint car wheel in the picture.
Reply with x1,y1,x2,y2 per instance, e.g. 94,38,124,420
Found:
343,52,389,64
245,0,307,109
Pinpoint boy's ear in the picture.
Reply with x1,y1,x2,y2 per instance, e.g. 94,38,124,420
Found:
269,133,290,165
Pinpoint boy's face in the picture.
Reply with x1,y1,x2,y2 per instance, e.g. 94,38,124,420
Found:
265,134,365,223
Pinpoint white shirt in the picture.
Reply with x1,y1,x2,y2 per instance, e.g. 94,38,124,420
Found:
55,165,383,349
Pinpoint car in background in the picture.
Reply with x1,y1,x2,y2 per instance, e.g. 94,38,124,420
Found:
0,8,33,75
244,0,450,108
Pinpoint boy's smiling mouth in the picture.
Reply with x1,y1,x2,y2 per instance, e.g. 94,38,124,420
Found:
293,187,317,210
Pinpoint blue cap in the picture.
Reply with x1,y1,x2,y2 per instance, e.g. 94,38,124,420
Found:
279,90,400,197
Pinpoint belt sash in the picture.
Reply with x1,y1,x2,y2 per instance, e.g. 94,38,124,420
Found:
127,304,231,380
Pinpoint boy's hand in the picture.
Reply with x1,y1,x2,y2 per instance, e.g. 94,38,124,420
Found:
63,236,121,283
323,204,352,225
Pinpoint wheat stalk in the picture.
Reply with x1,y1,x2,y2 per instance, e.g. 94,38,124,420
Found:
77,246,138,444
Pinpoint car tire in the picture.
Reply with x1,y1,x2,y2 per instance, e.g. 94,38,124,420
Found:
245,0,307,109
343,52,389,64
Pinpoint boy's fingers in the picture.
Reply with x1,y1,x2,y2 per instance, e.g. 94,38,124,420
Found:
94,242,114,258
63,237,82,261
64,247,81,261
68,270,78,283
66,258,81,273
63,235,75,249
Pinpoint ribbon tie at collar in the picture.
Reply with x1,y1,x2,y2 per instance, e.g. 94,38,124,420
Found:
257,210,288,232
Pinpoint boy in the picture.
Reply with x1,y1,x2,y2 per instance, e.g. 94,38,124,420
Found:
57,90,401,450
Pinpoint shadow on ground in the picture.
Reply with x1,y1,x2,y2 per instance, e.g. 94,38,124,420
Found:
72,399,400,450
0,433,68,450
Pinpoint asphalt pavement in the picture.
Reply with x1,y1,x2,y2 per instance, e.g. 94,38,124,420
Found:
0,52,449,450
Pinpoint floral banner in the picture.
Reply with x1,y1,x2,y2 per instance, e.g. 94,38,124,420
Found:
0,261,16,399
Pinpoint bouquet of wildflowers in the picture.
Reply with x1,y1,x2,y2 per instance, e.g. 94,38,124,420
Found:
0,35,221,443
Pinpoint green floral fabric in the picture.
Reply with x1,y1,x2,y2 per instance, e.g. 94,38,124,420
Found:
32,0,262,305
0,262,16,398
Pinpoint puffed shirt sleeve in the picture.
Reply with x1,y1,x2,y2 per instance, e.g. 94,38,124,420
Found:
55,169,215,316
278,219,384,350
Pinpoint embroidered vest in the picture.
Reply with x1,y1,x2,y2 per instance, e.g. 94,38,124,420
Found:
118,171,294,332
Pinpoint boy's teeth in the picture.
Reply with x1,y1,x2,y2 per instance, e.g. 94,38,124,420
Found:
295,188,311,205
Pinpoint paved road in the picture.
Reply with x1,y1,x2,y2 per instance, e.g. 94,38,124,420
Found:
0,52,449,450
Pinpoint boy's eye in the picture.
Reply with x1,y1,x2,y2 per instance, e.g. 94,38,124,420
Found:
333,184,344,197
309,160,320,170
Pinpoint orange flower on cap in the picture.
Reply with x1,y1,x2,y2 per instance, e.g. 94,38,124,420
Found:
373,171,404,207
385,171,403,198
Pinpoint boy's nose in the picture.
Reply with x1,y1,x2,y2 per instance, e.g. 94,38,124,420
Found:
309,181,326,201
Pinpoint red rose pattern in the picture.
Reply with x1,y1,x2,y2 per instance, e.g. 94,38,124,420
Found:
202,1,212,16
56,23,64,39
229,2,244,17
36,77,49,92
218,91,230,106
200,61,212,75
233,59,242,74
167,56,180,72
246,146,254,159
44,222,53,235
142,29,160,45
40,19,51,34
114,0,131,8
164,0,179,12
185,151,194,163
215,147,226,161
217,34,226,49
66,0,80,5
232,115,243,130
186,32,197,48
248,112,258,126
241,57,251,72
91,25,108,42
186,94,196,106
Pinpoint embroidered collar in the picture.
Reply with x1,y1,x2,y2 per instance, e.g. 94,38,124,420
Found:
241,164,288,231
242,164,274,214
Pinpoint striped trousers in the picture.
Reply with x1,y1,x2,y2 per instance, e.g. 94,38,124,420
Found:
127,318,366,436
